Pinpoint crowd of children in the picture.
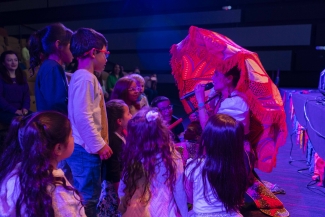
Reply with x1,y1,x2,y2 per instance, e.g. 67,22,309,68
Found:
0,22,289,217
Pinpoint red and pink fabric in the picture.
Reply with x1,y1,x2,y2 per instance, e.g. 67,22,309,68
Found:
170,26,287,173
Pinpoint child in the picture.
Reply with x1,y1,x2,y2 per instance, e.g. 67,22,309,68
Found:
118,107,188,217
0,111,86,216
66,28,113,217
129,73,149,108
97,99,132,217
110,76,141,115
151,96,184,142
176,121,202,164
185,114,248,217
29,23,73,115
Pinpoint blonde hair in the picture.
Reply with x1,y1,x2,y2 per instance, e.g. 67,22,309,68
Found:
129,74,145,84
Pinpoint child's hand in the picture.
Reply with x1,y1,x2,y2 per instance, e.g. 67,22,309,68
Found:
97,144,113,160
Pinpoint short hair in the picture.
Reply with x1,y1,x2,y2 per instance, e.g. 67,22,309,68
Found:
151,96,170,107
70,28,108,59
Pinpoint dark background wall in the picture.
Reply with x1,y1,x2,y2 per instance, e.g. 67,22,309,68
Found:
1,0,325,88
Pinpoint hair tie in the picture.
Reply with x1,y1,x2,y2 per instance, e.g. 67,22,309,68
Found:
146,111,159,122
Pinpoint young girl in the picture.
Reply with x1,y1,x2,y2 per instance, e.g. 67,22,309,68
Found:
118,107,188,217
0,111,86,217
110,76,141,115
29,23,73,115
98,99,132,217
185,114,248,217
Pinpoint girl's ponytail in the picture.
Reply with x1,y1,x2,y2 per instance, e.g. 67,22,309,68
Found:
28,30,45,76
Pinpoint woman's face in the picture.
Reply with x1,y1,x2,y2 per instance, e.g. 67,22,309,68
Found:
3,54,18,72
127,81,140,102
212,71,229,92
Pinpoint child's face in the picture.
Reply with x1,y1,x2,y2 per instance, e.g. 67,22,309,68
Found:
60,43,73,65
61,130,74,160
94,46,108,73
127,81,140,102
156,100,173,123
137,81,145,93
119,104,132,130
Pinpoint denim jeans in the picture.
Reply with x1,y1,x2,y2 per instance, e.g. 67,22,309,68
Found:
66,144,101,217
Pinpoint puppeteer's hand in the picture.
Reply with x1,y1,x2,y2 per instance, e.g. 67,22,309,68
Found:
97,144,113,160
194,83,206,104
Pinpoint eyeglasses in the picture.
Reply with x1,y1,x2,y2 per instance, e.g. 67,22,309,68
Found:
95,49,110,58
158,104,173,112
82,48,110,58
128,87,141,92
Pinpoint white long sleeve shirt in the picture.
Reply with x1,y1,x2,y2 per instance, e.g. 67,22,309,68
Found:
68,69,107,153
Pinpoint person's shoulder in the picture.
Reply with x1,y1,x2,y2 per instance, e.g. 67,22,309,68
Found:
38,59,63,74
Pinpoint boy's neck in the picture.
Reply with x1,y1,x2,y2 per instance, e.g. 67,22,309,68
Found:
78,59,95,73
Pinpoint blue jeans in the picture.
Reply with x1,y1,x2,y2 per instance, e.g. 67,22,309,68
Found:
66,144,101,217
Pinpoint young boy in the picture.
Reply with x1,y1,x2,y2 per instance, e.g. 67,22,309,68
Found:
66,28,113,217
129,73,149,108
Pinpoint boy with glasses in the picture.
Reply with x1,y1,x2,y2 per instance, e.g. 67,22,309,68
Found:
66,28,113,217
151,96,184,142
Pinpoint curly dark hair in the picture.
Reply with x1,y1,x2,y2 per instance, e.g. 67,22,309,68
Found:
121,107,178,207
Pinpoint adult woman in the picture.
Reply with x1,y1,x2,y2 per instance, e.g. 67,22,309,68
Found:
0,51,30,125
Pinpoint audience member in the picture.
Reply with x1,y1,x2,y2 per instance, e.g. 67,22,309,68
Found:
176,120,202,164
151,96,184,142
144,74,158,104
185,114,248,217
66,28,113,217
118,107,188,217
106,63,122,93
95,70,109,101
29,23,73,115
110,76,141,115
0,51,31,126
0,111,86,216
98,99,132,217
129,73,149,107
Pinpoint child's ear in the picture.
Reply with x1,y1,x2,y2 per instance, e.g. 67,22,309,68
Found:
53,143,63,156
117,118,122,126
54,40,60,50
